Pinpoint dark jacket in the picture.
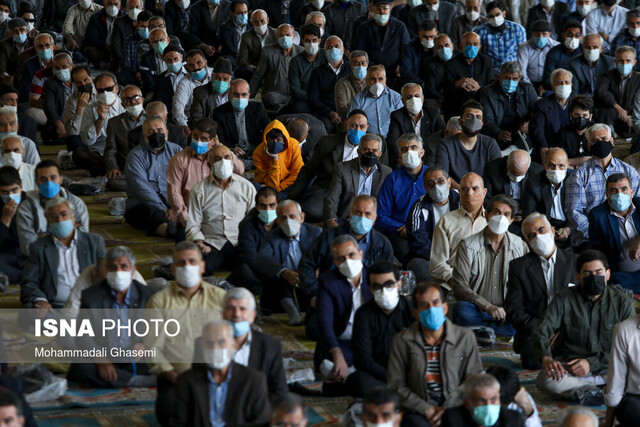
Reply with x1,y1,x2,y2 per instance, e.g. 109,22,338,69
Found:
83,9,124,49
542,44,582,90
19,55,42,102
276,113,328,163
323,0,366,50
255,223,322,278
262,0,303,27
400,37,434,85
0,191,22,253
594,69,640,113
522,169,570,229
588,197,640,272
406,189,460,260
139,49,164,95
0,36,34,79
352,17,410,72
307,60,351,117
190,81,230,122
80,279,154,309
423,54,450,101
211,101,270,152
218,19,249,59
482,156,545,200
443,52,495,118
188,0,220,48
442,405,526,427
553,123,589,159
150,69,182,118
387,105,445,168
298,222,394,297
237,210,270,266
568,53,616,95
171,362,270,427
529,93,572,150
525,3,569,38
18,111,37,146
164,0,192,47
110,14,135,70
42,76,69,122
128,122,187,149
479,79,538,141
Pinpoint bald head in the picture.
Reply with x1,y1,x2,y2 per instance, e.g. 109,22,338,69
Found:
209,144,232,163
507,150,531,176
545,147,568,167
145,101,167,118
286,119,308,142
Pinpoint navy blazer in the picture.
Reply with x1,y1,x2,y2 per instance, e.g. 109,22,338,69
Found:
529,93,572,150
399,37,434,85
83,9,124,50
522,169,569,229
353,17,410,72
219,20,251,59
568,54,615,95
588,197,640,272
542,44,582,90
255,223,322,278
237,210,271,266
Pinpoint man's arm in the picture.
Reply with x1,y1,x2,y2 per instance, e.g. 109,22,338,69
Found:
375,176,405,233
185,185,206,243
322,164,345,223
103,117,121,172
505,259,537,333
450,241,488,308
387,332,433,414
564,171,589,243
531,294,566,361
19,243,48,305
172,79,191,127
249,49,269,98
604,323,628,410
125,151,167,210
352,308,387,381
166,154,189,225
288,58,306,100
428,217,453,283
16,199,38,257
406,201,433,260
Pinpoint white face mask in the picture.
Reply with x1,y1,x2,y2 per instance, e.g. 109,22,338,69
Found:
421,38,434,49
106,270,133,292
212,158,233,180
3,152,22,169
126,103,144,117
99,91,117,105
280,218,301,237
365,418,396,427
530,232,555,257
206,348,231,370
0,12,9,23
402,150,421,169
630,27,640,38
175,265,201,288
312,0,324,9
179,0,190,9
507,171,525,183
405,97,423,115
369,82,385,97
466,10,480,22
26,22,34,32
128,7,141,20
374,287,400,311
79,0,92,9
106,5,120,17
554,84,572,100
255,24,268,35
427,2,439,11
545,168,567,184
488,214,510,235
584,48,600,63
304,42,319,56
541,0,555,8
489,14,504,27
564,37,580,50
2,105,16,112
577,4,591,17
319,27,325,37
428,183,449,203
338,258,363,279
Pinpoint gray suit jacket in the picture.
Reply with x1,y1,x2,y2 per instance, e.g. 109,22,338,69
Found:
20,231,106,305
250,43,304,98
238,27,278,71
190,82,228,122
323,157,392,222
104,112,142,171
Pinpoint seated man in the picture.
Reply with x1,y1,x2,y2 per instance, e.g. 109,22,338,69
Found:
542,20,583,90
568,33,615,97
146,241,227,424
441,373,526,427
483,150,543,205
350,261,414,397
62,0,102,55
0,107,39,166
250,23,304,112
525,1,568,40
253,120,304,192
314,234,371,386
475,1,527,73
334,50,369,121
450,0,487,48
565,123,640,247
217,0,250,64
388,282,482,426
485,365,541,426
118,10,153,86
553,95,593,168
0,166,24,282
172,49,213,137
109,0,143,75
594,45,640,138
1,135,35,191
82,0,123,68
532,249,634,405
406,166,460,282
424,116,461,167
0,387,35,427
588,173,640,291
124,116,183,239
408,1,455,36
67,245,155,388
349,65,403,138
139,28,174,96
376,133,427,263
42,53,74,146
63,66,97,137
479,61,537,152
186,144,256,275
0,87,37,144
20,197,105,309
517,20,559,90
584,0,628,53
172,320,270,426
237,9,278,78
611,8,640,71
288,24,325,114
189,57,233,123
323,133,392,226
20,32,55,106
16,160,89,257
127,101,187,149
361,388,404,427
221,288,288,401
450,194,528,336
149,45,187,115
435,100,502,189
0,18,34,86
270,393,309,427
399,19,438,86
324,0,365,51
423,34,455,106
506,212,577,370
429,172,488,288
255,199,322,325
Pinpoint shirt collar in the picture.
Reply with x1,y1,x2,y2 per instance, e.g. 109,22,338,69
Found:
360,163,378,176
207,362,233,384
540,246,557,264
611,202,636,219
54,228,78,248
111,286,132,305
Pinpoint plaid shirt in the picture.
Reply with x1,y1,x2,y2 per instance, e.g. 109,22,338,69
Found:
122,33,143,71
475,20,527,73
565,157,640,245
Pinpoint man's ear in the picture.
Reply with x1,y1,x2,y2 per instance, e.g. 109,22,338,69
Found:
300,212,305,223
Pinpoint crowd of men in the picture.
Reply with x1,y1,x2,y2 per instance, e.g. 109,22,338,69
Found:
1,0,640,425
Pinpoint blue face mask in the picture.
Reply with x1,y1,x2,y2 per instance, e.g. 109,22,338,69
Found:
13,33,27,44
353,66,367,80
609,192,632,212
153,41,168,55
235,13,248,26
55,68,71,82
464,45,479,59
233,320,250,337
1,193,21,204
438,47,453,61
267,140,285,154
39,48,53,62
258,209,277,224
533,36,548,48
190,139,210,155
232,97,249,111
0,131,17,140
39,181,61,199
212,79,229,94
373,13,389,25
327,47,343,62
350,215,373,235
208,0,220,4
191,68,206,81
138,27,149,39
502,79,518,93
167,61,182,73
419,306,446,330
472,405,501,427
278,36,293,49
617,63,633,76
347,128,365,145
48,219,74,238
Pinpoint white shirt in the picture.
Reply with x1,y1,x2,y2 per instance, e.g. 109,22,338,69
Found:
172,66,213,126
17,162,35,192
342,136,358,161
411,113,422,135
232,329,252,367
80,97,126,154
509,180,521,201
605,315,640,407
169,67,188,92
338,275,364,341
550,182,566,221
539,247,557,304
507,392,542,427
584,5,629,51
51,231,80,305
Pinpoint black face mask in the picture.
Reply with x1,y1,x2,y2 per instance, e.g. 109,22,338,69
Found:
572,117,591,131
360,152,379,168
582,275,606,296
589,139,614,158
148,133,166,149
601,0,616,6
78,83,93,94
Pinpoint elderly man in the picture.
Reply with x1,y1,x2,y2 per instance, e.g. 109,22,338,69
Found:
270,393,309,427
423,34,455,105
542,21,583,90
0,166,25,282
1,135,35,191
429,172,488,287
568,34,615,96
399,20,438,86
408,0,456,36
483,150,544,206
20,32,55,106
0,107,39,166
479,61,537,152
20,197,105,309
594,46,640,137
288,24,325,114
149,44,186,105
323,0,365,50
237,9,277,77
388,283,482,426
450,0,488,47
584,0,628,53
559,407,599,427
110,0,143,72
451,194,528,336
532,249,634,405
17,160,89,257
83,0,124,68
173,49,212,136
186,144,256,275
42,53,74,146
139,28,174,95
517,20,560,90
250,23,303,112
127,101,186,149
0,18,33,85
611,8,640,70
0,87,36,144
387,83,445,168
525,0,568,40
335,50,369,121
506,212,577,369
63,66,97,137
441,373,526,426
124,116,183,239
566,123,640,247
475,1,527,73
62,0,102,54
323,133,392,225
190,57,233,123
554,95,594,168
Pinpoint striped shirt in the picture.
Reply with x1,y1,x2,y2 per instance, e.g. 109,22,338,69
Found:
424,343,444,405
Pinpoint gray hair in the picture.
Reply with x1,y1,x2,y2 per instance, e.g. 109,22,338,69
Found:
446,116,462,132
396,133,423,151
305,11,325,24
616,45,637,59
146,101,168,117
325,35,343,49
173,240,202,260
507,149,531,169
201,319,234,340
277,23,294,33
424,165,449,180
121,85,142,97
349,50,369,64
277,199,302,214
331,234,359,250
35,32,54,44
251,8,267,19
144,115,167,129
401,82,423,97
44,197,75,217
583,33,604,46
106,246,136,268
53,52,72,65
434,33,452,45
499,61,522,76
0,106,17,122
0,135,22,148
95,71,118,88
550,68,573,84
585,123,612,142
521,212,552,240
223,287,256,312
149,27,168,40
351,194,378,212
463,373,500,400
359,133,382,151
557,406,599,427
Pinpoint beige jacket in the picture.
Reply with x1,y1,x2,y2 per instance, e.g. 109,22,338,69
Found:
335,74,366,120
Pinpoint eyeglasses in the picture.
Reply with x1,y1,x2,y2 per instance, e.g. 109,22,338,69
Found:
369,280,398,291
97,85,116,93
24,18,36,23
123,94,142,103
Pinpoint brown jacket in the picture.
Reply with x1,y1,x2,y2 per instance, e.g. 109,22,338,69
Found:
387,320,482,414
